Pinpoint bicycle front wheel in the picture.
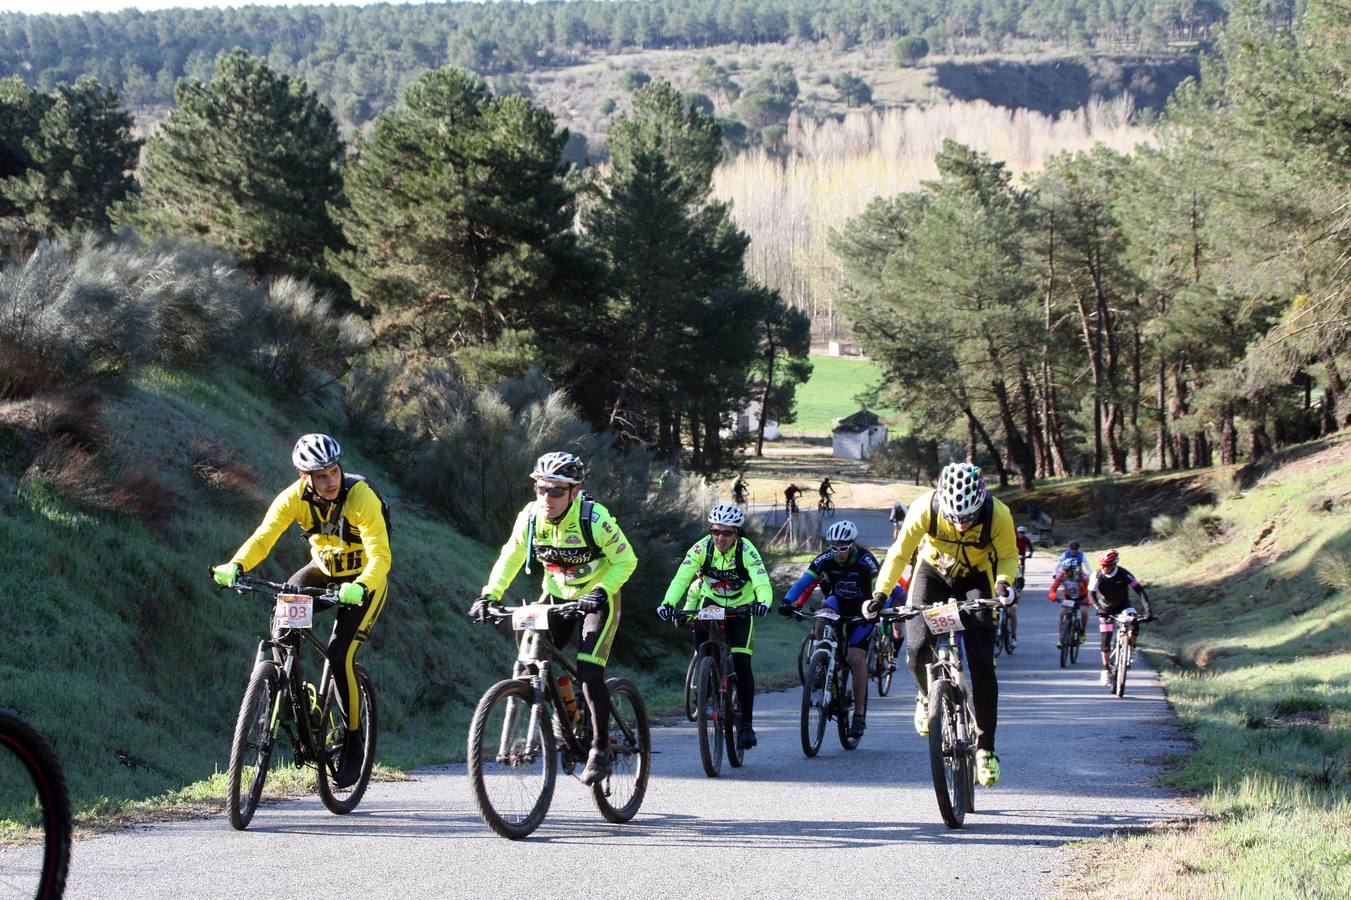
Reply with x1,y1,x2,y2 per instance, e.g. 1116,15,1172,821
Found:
724,675,744,769
993,611,1004,658
695,656,722,777
226,661,281,830
468,679,556,840
927,678,966,828
683,652,699,722
316,666,377,814
0,711,71,900
592,678,650,823
837,664,859,751
1058,614,1071,669
1114,642,1130,697
800,652,829,758
1069,618,1082,664
875,639,893,697
797,633,812,686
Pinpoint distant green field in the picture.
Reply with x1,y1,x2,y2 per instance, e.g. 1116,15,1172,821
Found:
789,354,893,434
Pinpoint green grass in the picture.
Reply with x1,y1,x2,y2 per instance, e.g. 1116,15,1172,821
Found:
1024,433,1351,897
789,355,894,435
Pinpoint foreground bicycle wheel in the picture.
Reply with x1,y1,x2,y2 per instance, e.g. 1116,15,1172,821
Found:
695,656,723,777
797,633,812,686
800,653,829,758
1069,618,1082,664
836,665,859,751
316,666,376,814
1114,642,1130,697
0,711,71,900
927,679,966,828
226,661,281,830
592,678,650,823
683,652,698,722
1059,615,1071,669
468,679,557,840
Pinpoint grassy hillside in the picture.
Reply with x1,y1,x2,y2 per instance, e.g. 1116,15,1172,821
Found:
1000,434,1350,897
0,367,804,828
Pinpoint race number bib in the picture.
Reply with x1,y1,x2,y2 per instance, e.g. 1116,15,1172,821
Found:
274,594,313,629
696,606,726,621
815,608,840,621
512,605,549,631
1061,598,1079,609
923,602,964,634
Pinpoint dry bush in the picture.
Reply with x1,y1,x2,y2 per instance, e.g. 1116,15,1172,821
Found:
0,339,60,400
251,276,370,394
23,434,178,522
190,437,267,505
29,390,105,450
712,95,1152,330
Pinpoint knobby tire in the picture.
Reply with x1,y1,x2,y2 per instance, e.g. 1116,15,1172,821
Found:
316,665,376,814
467,679,556,840
927,678,966,828
696,655,722,777
800,652,829,758
592,677,650,823
226,661,280,831
0,710,71,900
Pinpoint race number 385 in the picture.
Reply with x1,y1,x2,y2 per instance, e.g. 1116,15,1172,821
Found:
275,594,313,629
923,602,963,634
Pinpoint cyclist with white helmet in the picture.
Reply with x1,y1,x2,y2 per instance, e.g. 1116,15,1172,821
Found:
870,462,1019,786
659,503,773,748
780,520,894,739
471,451,638,785
213,433,392,788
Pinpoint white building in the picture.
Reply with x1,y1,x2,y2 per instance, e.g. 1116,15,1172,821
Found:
831,410,887,459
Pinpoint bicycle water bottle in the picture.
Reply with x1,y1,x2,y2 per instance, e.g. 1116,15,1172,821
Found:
556,675,581,725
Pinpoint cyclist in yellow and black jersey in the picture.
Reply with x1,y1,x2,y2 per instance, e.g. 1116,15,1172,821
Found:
213,433,392,789
657,503,773,750
869,462,1018,787
471,451,638,786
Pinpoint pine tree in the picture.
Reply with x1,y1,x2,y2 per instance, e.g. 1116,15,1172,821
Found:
331,66,588,370
115,50,344,284
1,75,138,243
0,77,53,242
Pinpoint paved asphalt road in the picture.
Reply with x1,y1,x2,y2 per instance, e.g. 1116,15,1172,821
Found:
53,555,1191,899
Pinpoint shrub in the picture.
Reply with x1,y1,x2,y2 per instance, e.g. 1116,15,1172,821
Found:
893,35,931,66
599,97,616,115
1314,554,1351,594
618,69,651,92
248,276,369,394
1151,513,1181,538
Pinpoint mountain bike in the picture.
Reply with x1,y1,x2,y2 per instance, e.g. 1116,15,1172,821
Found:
469,601,650,840
795,607,864,757
1104,610,1142,698
870,622,898,697
817,495,835,517
220,574,377,830
1058,597,1085,668
887,597,1001,829
0,709,71,900
680,606,752,777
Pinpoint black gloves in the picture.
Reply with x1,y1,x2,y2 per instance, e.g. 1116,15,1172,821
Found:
778,602,795,618
469,596,493,622
750,602,769,618
577,587,607,614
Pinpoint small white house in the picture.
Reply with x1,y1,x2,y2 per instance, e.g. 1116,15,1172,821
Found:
727,398,780,441
831,410,887,459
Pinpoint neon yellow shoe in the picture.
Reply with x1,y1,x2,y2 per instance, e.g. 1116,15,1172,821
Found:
976,750,1001,786
914,693,929,736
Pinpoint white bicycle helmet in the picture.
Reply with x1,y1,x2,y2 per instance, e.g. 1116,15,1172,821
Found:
708,502,745,528
530,451,585,484
292,433,342,472
937,462,987,523
1016,525,1027,535
826,520,858,545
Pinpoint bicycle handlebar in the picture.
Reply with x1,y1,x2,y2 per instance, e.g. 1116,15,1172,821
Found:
678,606,753,624
478,600,586,622
221,572,339,608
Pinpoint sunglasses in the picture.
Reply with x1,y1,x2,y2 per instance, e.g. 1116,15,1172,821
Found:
710,528,738,537
830,543,854,553
534,485,571,498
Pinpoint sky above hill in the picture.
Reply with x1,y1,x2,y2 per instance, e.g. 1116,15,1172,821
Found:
1,0,407,12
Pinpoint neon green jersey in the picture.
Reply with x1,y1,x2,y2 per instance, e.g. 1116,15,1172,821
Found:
662,536,773,609
482,495,638,602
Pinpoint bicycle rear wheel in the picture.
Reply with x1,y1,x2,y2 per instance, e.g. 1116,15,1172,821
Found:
592,678,650,823
800,652,829,758
724,675,744,768
316,665,377,814
1058,614,1070,669
927,679,966,828
695,656,722,777
837,664,859,751
226,661,281,830
468,679,556,840
0,710,71,900
1069,617,1082,664
683,652,698,722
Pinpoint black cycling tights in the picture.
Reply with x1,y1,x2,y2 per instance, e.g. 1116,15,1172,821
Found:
731,653,755,727
577,660,610,750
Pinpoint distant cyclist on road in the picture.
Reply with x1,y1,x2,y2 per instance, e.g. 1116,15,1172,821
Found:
890,500,908,541
818,477,835,505
1049,553,1090,647
658,503,773,749
212,433,392,789
1058,539,1087,573
732,473,749,506
870,462,1018,787
784,483,803,515
780,520,900,739
471,451,638,785
1088,550,1155,685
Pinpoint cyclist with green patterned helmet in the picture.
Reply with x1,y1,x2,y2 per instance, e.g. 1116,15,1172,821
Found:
471,451,638,786
211,433,392,789
870,462,1019,787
